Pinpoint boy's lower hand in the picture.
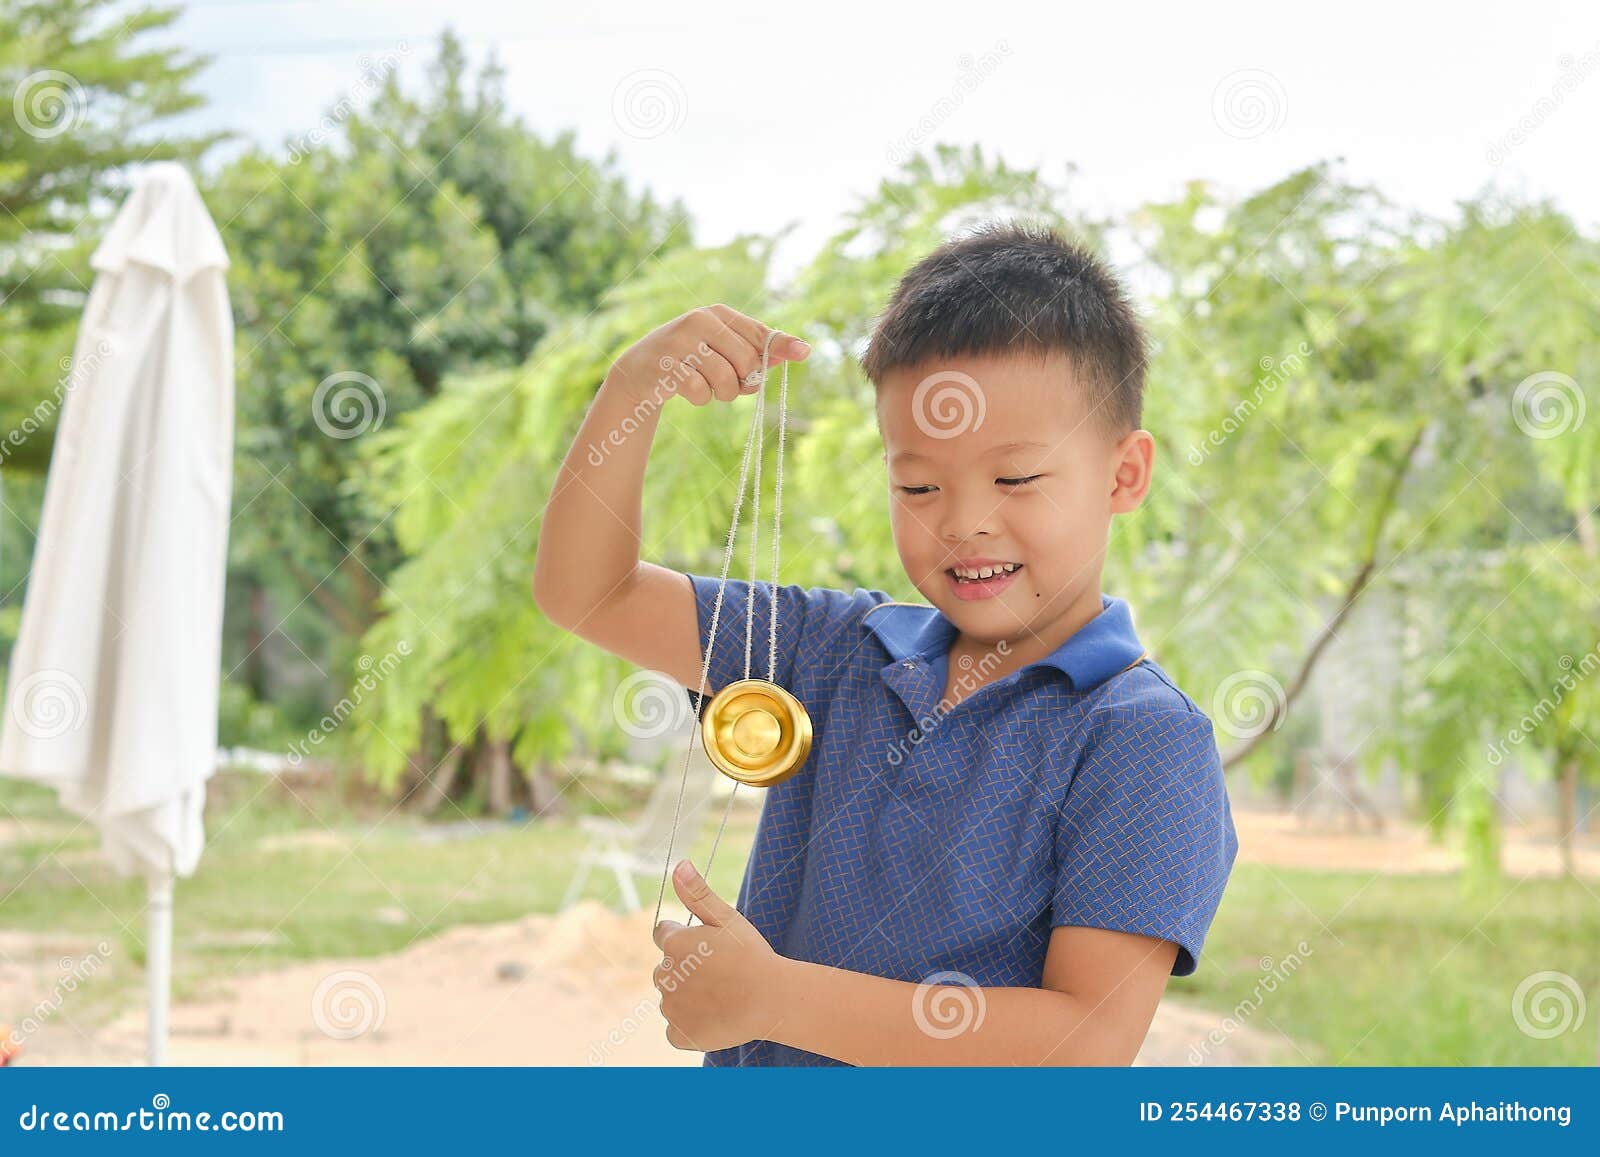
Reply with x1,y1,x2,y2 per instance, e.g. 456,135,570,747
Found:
652,859,785,1052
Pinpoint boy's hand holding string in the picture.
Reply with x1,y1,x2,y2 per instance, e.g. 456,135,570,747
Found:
654,857,1175,1064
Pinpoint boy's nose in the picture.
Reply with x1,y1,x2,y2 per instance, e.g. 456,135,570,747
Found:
938,495,999,543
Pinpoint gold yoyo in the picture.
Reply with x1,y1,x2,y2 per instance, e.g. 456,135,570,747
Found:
700,678,813,787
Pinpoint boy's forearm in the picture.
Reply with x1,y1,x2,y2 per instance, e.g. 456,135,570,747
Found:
760,955,1137,1066
534,371,663,622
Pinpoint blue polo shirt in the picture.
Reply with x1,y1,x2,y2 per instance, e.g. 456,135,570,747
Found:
679,572,1239,1067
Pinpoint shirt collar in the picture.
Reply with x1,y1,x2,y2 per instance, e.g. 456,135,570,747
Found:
862,594,1147,693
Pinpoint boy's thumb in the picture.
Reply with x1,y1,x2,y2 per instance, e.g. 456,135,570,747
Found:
670,859,742,928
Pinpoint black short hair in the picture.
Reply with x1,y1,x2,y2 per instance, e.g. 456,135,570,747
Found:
861,221,1148,438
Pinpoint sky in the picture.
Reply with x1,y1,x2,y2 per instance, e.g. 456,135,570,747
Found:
131,0,1600,267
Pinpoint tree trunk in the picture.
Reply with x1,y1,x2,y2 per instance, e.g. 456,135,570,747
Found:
484,735,514,815
1558,753,1579,879
1291,747,1315,826
404,719,567,820
280,554,366,637
245,580,269,700
1575,505,1597,556
523,758,566,818
1223,423,1428,771
406,706,466,816
342,549,383,636
1568,502,1597,879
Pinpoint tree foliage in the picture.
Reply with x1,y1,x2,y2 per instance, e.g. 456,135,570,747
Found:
204,30,687,716
0,0,218,473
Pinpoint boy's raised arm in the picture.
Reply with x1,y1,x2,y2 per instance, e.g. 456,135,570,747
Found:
532,304,809,692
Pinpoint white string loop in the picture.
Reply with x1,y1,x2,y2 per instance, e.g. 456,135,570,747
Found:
653,330,792,925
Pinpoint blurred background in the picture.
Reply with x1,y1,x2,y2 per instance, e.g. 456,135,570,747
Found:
1,0,1598,1066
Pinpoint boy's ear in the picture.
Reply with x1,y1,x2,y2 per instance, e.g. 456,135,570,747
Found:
1109,429,1155,513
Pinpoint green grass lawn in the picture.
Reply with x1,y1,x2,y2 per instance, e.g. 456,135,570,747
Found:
1174,860,1600,1065
3,772,1596,1064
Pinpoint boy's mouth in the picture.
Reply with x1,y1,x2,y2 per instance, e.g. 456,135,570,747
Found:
944,561,1022,601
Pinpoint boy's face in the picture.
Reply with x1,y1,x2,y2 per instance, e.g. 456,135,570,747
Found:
876,351,1149,649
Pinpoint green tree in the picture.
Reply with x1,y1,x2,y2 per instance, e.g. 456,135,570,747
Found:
1370,198,1600,877
349,237,775,812
1136,171,1600,874
0,0,218,474
1127,165,1434,746
206,28,687,720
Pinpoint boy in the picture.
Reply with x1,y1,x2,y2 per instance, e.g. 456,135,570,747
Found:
534,222,1238,1066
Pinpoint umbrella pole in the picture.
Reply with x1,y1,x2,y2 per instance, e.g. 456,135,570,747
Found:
146,874,173,1066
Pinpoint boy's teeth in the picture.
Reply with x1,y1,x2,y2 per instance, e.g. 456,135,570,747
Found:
952,562,1020,580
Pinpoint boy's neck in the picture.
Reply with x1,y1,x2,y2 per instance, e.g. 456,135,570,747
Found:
943,582,1107,703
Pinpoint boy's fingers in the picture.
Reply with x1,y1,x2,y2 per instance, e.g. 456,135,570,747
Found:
749,331,809,362
761,332,810,362
670,859,741,928
692,345,743,402
703,305,810,364
653,918,686,950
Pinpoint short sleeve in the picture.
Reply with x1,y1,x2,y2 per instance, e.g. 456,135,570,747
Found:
1051,707,1238,976
679,572,893,715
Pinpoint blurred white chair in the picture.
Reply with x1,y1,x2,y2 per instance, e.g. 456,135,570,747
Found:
561,738,720,912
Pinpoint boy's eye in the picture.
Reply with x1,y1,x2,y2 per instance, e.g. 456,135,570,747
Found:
899,475,1041,494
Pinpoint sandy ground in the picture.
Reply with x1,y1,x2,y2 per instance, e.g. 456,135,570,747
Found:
5,808,1594,1068
2,900,1291,1067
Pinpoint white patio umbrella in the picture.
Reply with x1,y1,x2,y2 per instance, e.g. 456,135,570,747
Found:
0,162,233,1066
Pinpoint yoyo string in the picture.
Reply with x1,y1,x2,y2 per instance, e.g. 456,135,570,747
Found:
652,330,791,927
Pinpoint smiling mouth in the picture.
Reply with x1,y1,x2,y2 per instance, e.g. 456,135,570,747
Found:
945,563,1023,584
